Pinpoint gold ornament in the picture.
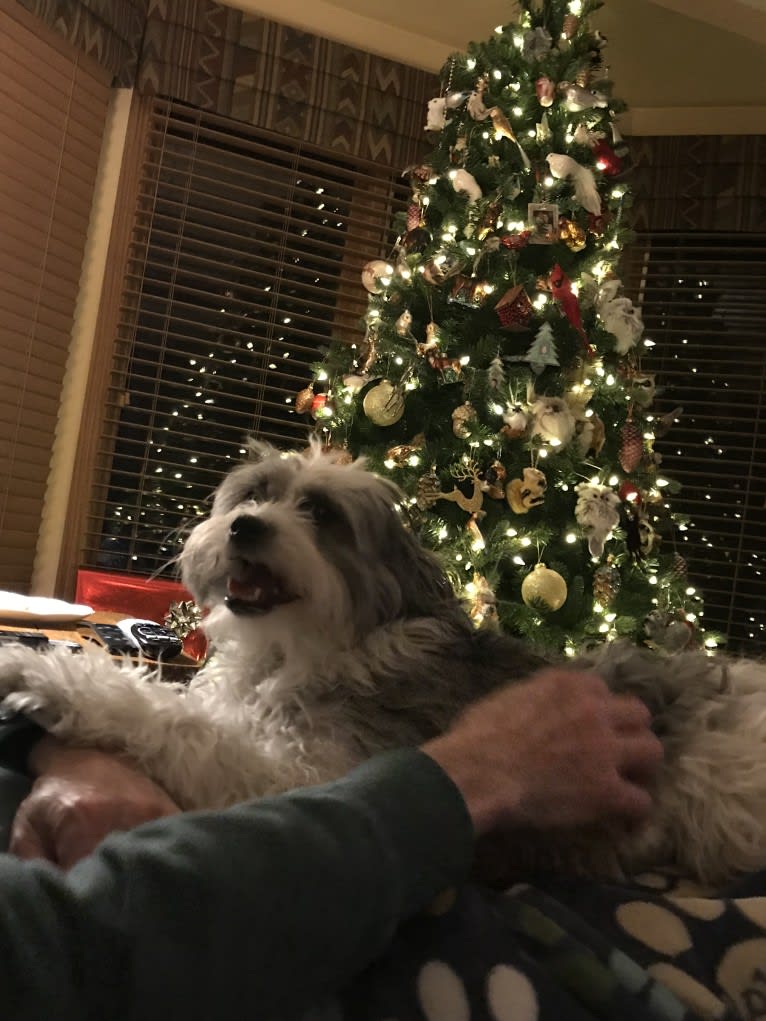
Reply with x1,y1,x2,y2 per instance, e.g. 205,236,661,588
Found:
559,218,587,252
451,401,477,438
438,459,485,516
361,259,394,294
385,434,425,467
295,385,315,414
362,380,405,427
521,563,568,611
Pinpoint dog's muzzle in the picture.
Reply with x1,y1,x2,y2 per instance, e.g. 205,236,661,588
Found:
224,515,299,615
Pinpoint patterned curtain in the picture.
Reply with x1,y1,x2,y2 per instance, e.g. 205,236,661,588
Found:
136,0,435,166
630,135,766,233
15,0,147,84
16,0,435,165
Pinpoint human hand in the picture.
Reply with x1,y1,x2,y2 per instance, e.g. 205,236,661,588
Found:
10,736,180,868
422,669,662,838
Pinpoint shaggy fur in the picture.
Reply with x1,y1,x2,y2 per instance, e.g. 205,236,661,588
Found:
0,442,764,885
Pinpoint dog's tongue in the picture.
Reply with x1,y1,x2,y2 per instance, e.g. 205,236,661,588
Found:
226,563,292,613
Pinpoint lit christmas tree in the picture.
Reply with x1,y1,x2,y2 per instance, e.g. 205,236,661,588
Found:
301,0,717,655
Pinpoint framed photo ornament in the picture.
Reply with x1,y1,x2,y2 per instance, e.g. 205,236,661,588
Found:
528,202,559,245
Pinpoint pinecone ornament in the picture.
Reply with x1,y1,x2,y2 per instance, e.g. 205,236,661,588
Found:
619,419,644,472
670,553,689,583
416,468,441,510
592,562,621,607
563,13,580,38
407,203,422,231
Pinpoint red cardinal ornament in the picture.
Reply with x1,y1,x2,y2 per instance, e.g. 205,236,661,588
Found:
549,264,594,357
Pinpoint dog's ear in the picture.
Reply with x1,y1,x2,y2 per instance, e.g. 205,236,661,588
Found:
245,437,276,462
383,515,459,619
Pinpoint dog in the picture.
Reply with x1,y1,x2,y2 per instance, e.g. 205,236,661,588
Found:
0,441,765,885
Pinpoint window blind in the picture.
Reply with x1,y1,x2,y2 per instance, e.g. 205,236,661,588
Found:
82,98,406,577
0,0,111,593
625,233,766,653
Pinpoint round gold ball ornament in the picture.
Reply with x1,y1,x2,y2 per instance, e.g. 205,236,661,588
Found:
362,380,405,427
361,259,394,294
521,563,568,612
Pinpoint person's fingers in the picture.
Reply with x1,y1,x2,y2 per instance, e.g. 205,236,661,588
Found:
607,694,652,733
9,815,55,863
608,776,655,823
56,826,111,870
616,729,664,778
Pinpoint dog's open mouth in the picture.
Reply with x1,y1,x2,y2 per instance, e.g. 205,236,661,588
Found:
225,562,298,615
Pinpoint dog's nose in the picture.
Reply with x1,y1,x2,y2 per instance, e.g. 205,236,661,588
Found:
229,515,272,546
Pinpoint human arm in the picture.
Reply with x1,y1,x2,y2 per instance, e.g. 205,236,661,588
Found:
0,712,45,774
9,737,180,866
423,668,660,836
0,669,661,1021
0,747,473,1021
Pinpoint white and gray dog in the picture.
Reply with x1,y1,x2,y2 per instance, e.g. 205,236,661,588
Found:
1,441,765,884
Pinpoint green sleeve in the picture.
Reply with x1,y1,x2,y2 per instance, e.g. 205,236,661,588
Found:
0,713,45,773
0,748,474,1021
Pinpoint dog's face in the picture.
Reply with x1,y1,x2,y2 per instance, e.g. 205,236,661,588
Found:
180,442,455,654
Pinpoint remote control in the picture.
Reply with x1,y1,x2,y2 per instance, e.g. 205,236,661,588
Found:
116,619,184,661
0,631,49,649
83,622,139,655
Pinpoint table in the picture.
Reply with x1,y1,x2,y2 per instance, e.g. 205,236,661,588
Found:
0,612,201,682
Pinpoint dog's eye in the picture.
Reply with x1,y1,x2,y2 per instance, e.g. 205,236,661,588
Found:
243,485,266,504
297,496,332,523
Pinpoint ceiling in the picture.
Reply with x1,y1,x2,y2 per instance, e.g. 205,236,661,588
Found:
227,0,766,134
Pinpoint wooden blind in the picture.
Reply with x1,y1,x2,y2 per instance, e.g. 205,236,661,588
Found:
625,233,766,653
81,98,406,577
0,0,111,593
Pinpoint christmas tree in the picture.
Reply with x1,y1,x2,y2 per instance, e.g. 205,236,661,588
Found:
299,0,715,656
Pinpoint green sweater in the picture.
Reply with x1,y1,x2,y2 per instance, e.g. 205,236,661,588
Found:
0,748,473,1020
